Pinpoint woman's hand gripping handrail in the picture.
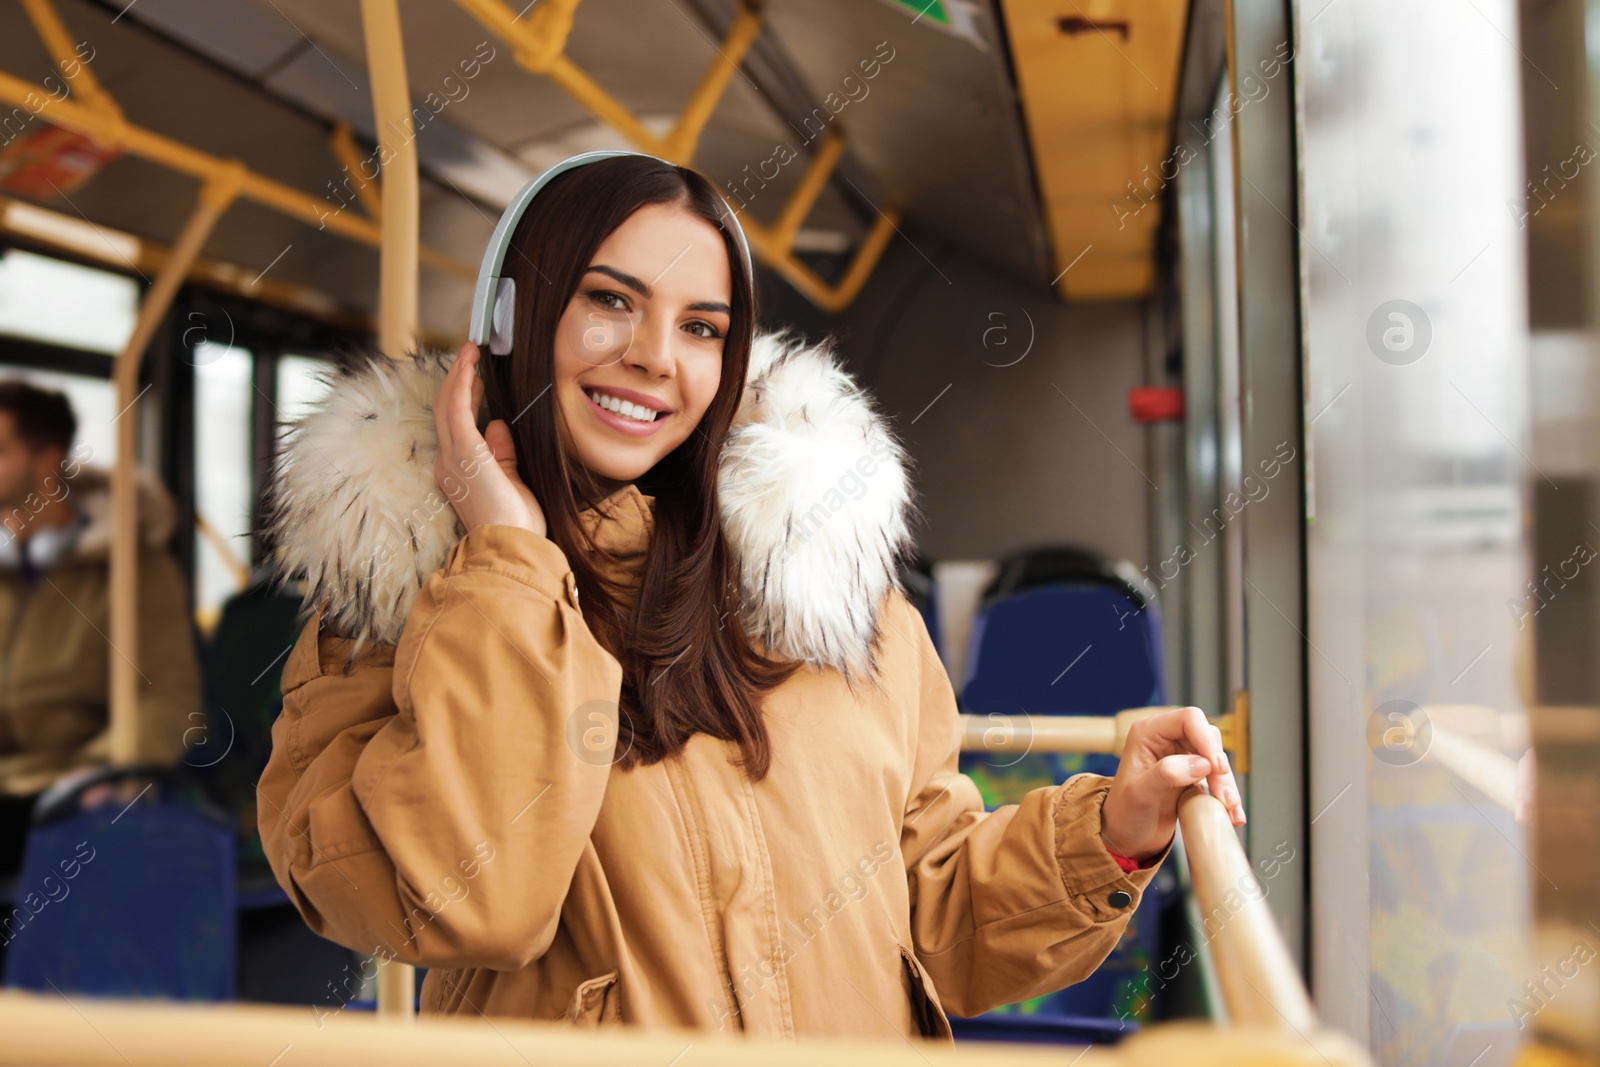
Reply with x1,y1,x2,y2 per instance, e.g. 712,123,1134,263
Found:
959,706,1313,1030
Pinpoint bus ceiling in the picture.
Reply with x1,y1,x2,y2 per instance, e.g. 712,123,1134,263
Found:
0,0,1187,340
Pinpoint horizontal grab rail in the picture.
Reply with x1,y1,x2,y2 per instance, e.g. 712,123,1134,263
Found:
1416,705,1525,813
958,704,1245,760
0,988,1370,1065
961,711,1132,754
1425,728,1518,812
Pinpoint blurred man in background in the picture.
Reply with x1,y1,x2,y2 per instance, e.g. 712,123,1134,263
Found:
0,381,200,878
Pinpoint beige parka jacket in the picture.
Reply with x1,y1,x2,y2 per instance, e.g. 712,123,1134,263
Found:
258,334,1167,1040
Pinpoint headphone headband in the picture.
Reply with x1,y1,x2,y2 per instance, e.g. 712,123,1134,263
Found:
467,149,754,354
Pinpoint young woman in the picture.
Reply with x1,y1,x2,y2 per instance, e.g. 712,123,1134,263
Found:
258,154,1245,1038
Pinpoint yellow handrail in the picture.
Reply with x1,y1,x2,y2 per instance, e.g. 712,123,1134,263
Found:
109,171,243,767
960,707,1311,1028
17,0,122,127
959,704,1248,762
960,708,1154,755
1178,788,1315,1029
0,71,473,282
192,511,250,594
362,0,420,364
0,194,459,348
453,0,898,313
329,122,383,222
0,988,1371,1066
360,0,422,1019
453,0,760,166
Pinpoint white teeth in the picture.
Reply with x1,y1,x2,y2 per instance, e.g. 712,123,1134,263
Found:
587,389,660,423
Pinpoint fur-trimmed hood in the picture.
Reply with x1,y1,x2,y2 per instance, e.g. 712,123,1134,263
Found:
265,332,916,679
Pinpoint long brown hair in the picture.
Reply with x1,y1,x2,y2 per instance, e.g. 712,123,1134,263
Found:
476,155,798,780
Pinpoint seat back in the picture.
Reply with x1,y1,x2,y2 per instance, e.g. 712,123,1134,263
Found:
955,558,1170,1038
2,772,236,1001
962,583,1164,716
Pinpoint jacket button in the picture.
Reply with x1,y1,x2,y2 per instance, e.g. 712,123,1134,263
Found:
564,573,581,608
1107,890,1133,909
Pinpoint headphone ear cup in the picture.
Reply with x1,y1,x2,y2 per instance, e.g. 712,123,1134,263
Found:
489,277,516,355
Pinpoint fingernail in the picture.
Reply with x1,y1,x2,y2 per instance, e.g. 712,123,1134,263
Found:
1189,756,1211,776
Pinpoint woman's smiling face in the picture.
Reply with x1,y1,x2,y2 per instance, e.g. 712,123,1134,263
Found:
552,201,731,492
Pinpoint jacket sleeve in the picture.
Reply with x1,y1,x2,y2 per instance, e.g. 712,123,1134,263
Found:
257,524,622,971
897,596,1170,1018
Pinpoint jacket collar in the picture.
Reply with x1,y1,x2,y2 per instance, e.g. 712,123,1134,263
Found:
265,331,916,679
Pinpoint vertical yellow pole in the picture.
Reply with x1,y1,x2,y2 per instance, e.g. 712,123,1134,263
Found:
766,132,846,255
109,167,242,766
362,0,419,360
658,7,762,164
359,0,420,1018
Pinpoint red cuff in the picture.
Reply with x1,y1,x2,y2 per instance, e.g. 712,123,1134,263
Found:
1104,839,1161,872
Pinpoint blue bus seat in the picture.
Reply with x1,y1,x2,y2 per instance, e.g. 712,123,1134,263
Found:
954,547,1169,1038
2,766,236,1001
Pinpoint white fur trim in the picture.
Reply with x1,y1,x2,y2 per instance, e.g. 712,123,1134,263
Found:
265,334,915,675
265,349,463,655
720,332,915,680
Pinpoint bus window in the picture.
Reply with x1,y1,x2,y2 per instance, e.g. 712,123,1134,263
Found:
192,340,253,633
0,248,138,355
275,353,335,426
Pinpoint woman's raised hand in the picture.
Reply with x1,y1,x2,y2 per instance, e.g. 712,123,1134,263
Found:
434,341,548,538
1100,705,1246,863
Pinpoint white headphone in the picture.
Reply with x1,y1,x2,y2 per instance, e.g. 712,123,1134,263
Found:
467,149,755,355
